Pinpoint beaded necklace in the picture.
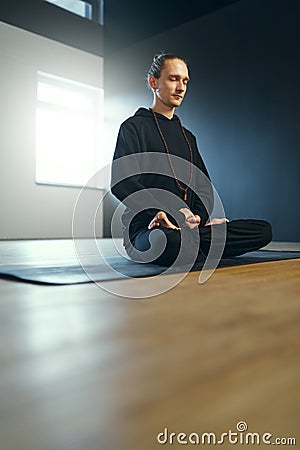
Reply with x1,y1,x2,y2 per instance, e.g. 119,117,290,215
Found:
150,108,193,201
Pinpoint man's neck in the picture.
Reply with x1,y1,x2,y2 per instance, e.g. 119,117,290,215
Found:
150,101,175,119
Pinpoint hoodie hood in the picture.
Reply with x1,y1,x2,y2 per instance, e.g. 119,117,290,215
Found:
134,107,179,121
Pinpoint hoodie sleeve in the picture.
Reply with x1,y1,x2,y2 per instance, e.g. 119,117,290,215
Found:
188,135,214,225
111,121,186,226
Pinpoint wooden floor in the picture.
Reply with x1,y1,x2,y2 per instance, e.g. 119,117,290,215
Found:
0,240,299,450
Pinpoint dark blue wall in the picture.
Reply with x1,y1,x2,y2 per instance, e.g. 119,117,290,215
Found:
105,0,300,241
184,0,300,241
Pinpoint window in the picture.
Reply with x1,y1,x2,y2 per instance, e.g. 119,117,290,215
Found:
44,0,104,24
36,72,103,188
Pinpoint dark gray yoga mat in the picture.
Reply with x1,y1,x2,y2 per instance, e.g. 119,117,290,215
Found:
0,250,299,285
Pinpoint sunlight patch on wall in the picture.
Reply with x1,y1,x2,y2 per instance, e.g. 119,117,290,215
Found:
36,71,103,188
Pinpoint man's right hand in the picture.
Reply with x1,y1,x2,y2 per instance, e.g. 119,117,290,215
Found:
148,211,180,230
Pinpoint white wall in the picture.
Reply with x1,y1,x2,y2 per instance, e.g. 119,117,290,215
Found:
0,21,104,239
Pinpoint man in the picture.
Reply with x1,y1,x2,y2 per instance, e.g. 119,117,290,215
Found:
111,53,272,267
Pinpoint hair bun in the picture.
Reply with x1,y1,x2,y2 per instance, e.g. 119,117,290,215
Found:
147,53,187,85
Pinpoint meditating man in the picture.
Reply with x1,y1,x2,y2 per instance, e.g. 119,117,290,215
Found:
111,53,272,267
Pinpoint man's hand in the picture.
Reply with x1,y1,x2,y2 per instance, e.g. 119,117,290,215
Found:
179,208,201,229
148,211,180,230
205,218,229,226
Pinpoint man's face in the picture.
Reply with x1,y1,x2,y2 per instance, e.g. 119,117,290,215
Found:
151,58,190,108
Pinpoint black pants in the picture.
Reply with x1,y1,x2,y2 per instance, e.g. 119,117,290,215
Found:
127,219,272,267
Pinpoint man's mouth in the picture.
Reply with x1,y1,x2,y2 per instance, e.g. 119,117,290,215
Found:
173,94,183,99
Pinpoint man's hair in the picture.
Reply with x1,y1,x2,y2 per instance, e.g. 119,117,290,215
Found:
147,53,188,82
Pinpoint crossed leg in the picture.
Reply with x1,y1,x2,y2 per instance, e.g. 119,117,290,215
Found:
126,219,272,267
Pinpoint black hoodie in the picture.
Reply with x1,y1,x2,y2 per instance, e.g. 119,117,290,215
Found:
111,107,213,247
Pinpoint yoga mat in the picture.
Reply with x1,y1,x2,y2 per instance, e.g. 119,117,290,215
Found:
0,249,299,285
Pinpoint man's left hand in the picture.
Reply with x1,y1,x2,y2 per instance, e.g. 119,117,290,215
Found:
179,208,201,229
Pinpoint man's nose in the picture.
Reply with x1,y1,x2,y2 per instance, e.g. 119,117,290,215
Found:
176,80,185,91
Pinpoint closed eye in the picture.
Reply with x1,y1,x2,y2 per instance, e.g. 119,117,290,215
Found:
169,76,189,85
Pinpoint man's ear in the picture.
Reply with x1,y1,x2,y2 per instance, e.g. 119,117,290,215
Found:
149,75,158,90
